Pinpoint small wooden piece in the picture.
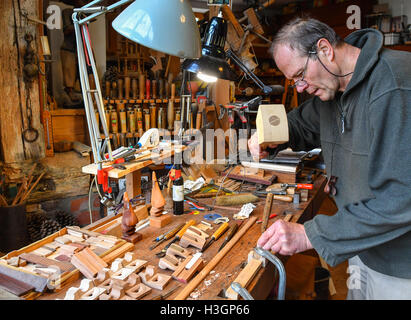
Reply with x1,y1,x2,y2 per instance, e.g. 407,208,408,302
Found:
172,255,205,284
0,272,35,296
71,247,108,279
92,268,111,285
158,255,181,271
110,258,124,273
166,243,191,260
126,283,151,300
63,287,83,300
149,171,171,228
79,278,94,292
140,272,172,291
261,193,274,233
179,232,206,250
185,226,209,240
256,104,289,147
123,259,148,273
81,287,106,300
121,192,142,243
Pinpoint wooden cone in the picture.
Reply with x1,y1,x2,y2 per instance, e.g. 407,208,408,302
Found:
150,171,166,215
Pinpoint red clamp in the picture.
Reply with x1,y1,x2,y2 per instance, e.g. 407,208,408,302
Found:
97,167,112,194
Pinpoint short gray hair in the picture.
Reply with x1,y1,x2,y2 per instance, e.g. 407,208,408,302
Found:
269,17,343,58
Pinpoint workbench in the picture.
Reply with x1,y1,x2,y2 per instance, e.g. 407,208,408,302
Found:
81,145,185,198
37,174,327,300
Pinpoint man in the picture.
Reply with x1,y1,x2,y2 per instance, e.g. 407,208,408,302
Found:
248,17,411,299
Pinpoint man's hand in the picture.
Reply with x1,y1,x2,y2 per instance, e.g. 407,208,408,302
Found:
257,220,313,255
248,132,278,160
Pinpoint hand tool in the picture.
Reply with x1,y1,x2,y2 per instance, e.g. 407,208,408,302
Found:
149,222,185,250
201,222,229,252
184,196,213,210
256,213,277,224
124,76,131,100
281,183,313,190
218,222,240,252
175,216,257,300
261,193,273,232
138,74,145,100
151,285,180,300
155,219,196,258
117,78,123,99
184,199,206,211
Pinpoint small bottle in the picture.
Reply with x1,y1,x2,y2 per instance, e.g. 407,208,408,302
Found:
171,164,184,215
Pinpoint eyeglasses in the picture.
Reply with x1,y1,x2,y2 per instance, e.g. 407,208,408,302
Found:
292,54,311,88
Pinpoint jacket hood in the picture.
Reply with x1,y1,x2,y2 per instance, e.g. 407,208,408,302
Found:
343,28,384,94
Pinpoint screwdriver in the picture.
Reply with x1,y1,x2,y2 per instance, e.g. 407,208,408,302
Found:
155,219,196,257
149,222,185,250
217,222,241,252
201,222,229,252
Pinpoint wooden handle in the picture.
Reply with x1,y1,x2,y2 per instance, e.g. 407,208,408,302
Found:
176,219,196,239
138,74,145,100
273,195,293,202
195,113,202,130
174,216,257,300
212,222,229,240
167,100,174,130
152,80,157,99
124,76,130,100
261,193,273,232
171,83,175,100
145,79,151,100
117,79,123,100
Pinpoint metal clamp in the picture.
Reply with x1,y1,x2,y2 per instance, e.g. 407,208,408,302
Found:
253,247,286,300
214,217,229,224
230,282,254,300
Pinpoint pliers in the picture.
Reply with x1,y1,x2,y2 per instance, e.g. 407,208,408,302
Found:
184,200,206,211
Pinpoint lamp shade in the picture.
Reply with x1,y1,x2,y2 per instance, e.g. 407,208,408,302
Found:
182,16,238,81
112,0,201,59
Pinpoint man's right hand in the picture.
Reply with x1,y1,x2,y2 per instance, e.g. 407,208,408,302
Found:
248,132,278,160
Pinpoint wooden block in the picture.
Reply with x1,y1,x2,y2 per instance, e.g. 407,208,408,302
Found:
110,258,124,273
185,226,209,240
225,256,263,300
32,247,54,257
166,243,191,259
0,272,35,296
126,283,151,300
97,278,112,293
66,229,85,239
122,232,142,244
64,287,83,300
81,287,106,300
158,255,181,271
19,253,74,273
111,267,135,281
92,268,111,286
123,259,148,273
71,248,108,279
256,104,289,147
109,284,125,300
179,233,206,250
0,264,49,293
79,278,94,292
123,252,137,263
140,272,171,291
172,256,204,284
149,214,172,228
102,242,135,264
54,236,71,245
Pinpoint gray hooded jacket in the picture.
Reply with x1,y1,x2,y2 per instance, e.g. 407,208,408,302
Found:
284,29,411,278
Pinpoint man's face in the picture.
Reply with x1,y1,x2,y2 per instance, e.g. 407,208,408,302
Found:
274,44,340,101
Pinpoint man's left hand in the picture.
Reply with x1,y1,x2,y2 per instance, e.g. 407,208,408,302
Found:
257,220,313,255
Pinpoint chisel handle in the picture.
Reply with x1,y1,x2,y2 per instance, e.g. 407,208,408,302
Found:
176,219,196,239
212,222,229,240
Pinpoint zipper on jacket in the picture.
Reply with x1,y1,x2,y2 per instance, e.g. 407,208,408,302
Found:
336,99,346,134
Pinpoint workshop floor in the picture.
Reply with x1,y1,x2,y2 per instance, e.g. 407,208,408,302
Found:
284,195,349,300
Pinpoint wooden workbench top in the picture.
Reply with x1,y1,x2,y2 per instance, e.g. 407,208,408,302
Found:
39,175,327,300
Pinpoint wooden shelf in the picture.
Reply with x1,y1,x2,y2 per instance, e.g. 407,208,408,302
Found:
103,98,192,105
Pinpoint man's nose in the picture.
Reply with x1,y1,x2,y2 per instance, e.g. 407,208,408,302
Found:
296,82,309,93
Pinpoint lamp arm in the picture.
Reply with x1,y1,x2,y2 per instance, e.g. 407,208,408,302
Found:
75,0,132,25
226,49,273,95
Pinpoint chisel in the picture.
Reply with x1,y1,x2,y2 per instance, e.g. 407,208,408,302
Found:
155,219,196,257
217,222,240,252
149,222,185,250
201,222,229,252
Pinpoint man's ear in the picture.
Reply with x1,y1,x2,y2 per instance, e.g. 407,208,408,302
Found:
316,38,335,62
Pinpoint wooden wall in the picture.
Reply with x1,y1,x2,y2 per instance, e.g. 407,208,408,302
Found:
0,0,45,163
